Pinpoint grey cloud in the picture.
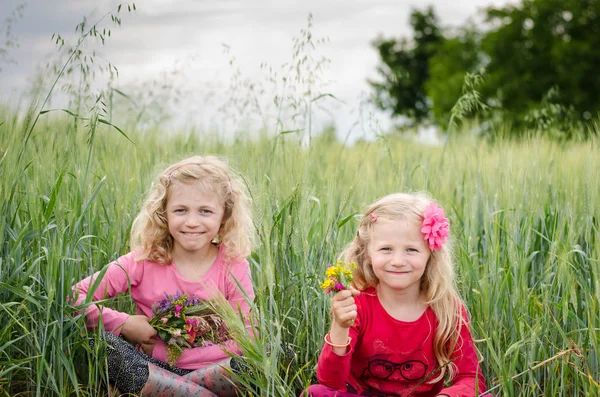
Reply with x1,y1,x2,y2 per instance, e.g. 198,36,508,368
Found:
1,0,505,135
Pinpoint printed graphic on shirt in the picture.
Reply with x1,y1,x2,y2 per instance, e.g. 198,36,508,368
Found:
365,358,428,381
357,351,434,396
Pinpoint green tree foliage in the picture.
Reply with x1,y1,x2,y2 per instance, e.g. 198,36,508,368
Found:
426,26,483,126
371,0,600,136
369,7,443,123
482,0,600,121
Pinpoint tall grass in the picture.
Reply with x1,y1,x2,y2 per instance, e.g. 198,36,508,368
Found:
0,109,598,396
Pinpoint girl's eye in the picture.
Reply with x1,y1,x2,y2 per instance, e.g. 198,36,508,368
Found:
201,209,213,214
407,248,419,253
380,247,391,252
174,209,185,213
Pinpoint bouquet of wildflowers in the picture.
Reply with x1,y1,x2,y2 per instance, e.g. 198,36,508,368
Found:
320,261,356,294
149,292,230,365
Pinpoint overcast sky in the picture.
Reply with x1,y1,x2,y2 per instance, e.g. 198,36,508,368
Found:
0,0,508,139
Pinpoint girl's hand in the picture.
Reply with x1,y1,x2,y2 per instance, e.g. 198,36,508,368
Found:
331,287,360,329
141,341,156,357
120,315,158,346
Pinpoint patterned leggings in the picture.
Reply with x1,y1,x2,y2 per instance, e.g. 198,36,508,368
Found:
96,332,242,396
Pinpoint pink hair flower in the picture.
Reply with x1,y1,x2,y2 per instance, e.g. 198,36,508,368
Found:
370,212,378,222
421,202,449,251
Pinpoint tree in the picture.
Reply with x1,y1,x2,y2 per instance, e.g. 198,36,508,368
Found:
369,7,444,124
369,0,600,136
481,0,600,121
425,26,483,126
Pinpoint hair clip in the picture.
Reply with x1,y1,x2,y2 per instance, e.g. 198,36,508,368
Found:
369,212,378,222
166,172,174,186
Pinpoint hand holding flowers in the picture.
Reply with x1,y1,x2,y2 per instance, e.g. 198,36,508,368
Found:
121,314,158,345
320,261,356,294
331,287,361,329
149,292,230,366
319,261,359,329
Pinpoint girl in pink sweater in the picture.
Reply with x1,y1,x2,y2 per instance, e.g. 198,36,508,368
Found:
305,192,487,397
72,155,255,396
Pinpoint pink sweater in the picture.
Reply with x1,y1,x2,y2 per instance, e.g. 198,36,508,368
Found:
72,244,254,369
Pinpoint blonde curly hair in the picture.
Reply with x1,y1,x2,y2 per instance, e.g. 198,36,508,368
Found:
342,192,465,383
130,155,255,264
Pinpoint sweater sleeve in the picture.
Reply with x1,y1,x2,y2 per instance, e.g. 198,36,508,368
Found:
224,257,257,340
71,252,142,335
315,337,356,390
315,301,362,390
225,258,255,315
438,307,487,396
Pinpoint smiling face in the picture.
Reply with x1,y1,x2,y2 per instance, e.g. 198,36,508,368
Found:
367,218,431,298
166,181,225,260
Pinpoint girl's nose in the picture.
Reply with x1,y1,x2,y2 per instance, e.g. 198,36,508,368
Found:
391,252,407,266
186,215,201,227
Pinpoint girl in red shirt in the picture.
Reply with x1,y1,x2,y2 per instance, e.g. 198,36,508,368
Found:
305,192,488,397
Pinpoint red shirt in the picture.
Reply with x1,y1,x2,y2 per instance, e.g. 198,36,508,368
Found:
316,288,486,396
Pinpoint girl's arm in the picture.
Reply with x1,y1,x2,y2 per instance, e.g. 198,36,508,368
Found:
316,288,361,390
71,252,141,335
437,307,487,396
224,258,255,316
223,258,256,342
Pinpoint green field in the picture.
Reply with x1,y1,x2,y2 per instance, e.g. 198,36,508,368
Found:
0,110,599,396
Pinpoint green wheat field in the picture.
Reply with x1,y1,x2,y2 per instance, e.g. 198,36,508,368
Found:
1,107,598,396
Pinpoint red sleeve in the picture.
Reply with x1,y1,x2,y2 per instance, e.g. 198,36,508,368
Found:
438,307,486,396
315,338,355,390
315,299,362,390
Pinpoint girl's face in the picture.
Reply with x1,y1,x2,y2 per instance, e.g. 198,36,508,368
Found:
367,218,430,297
166,181,224,259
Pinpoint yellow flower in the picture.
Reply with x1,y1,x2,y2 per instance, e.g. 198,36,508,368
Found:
326,266,339,278
320,261,356,294
320,278,334,290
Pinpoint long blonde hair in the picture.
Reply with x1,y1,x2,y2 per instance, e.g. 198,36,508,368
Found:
343,192,465,382
130,155,255,264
